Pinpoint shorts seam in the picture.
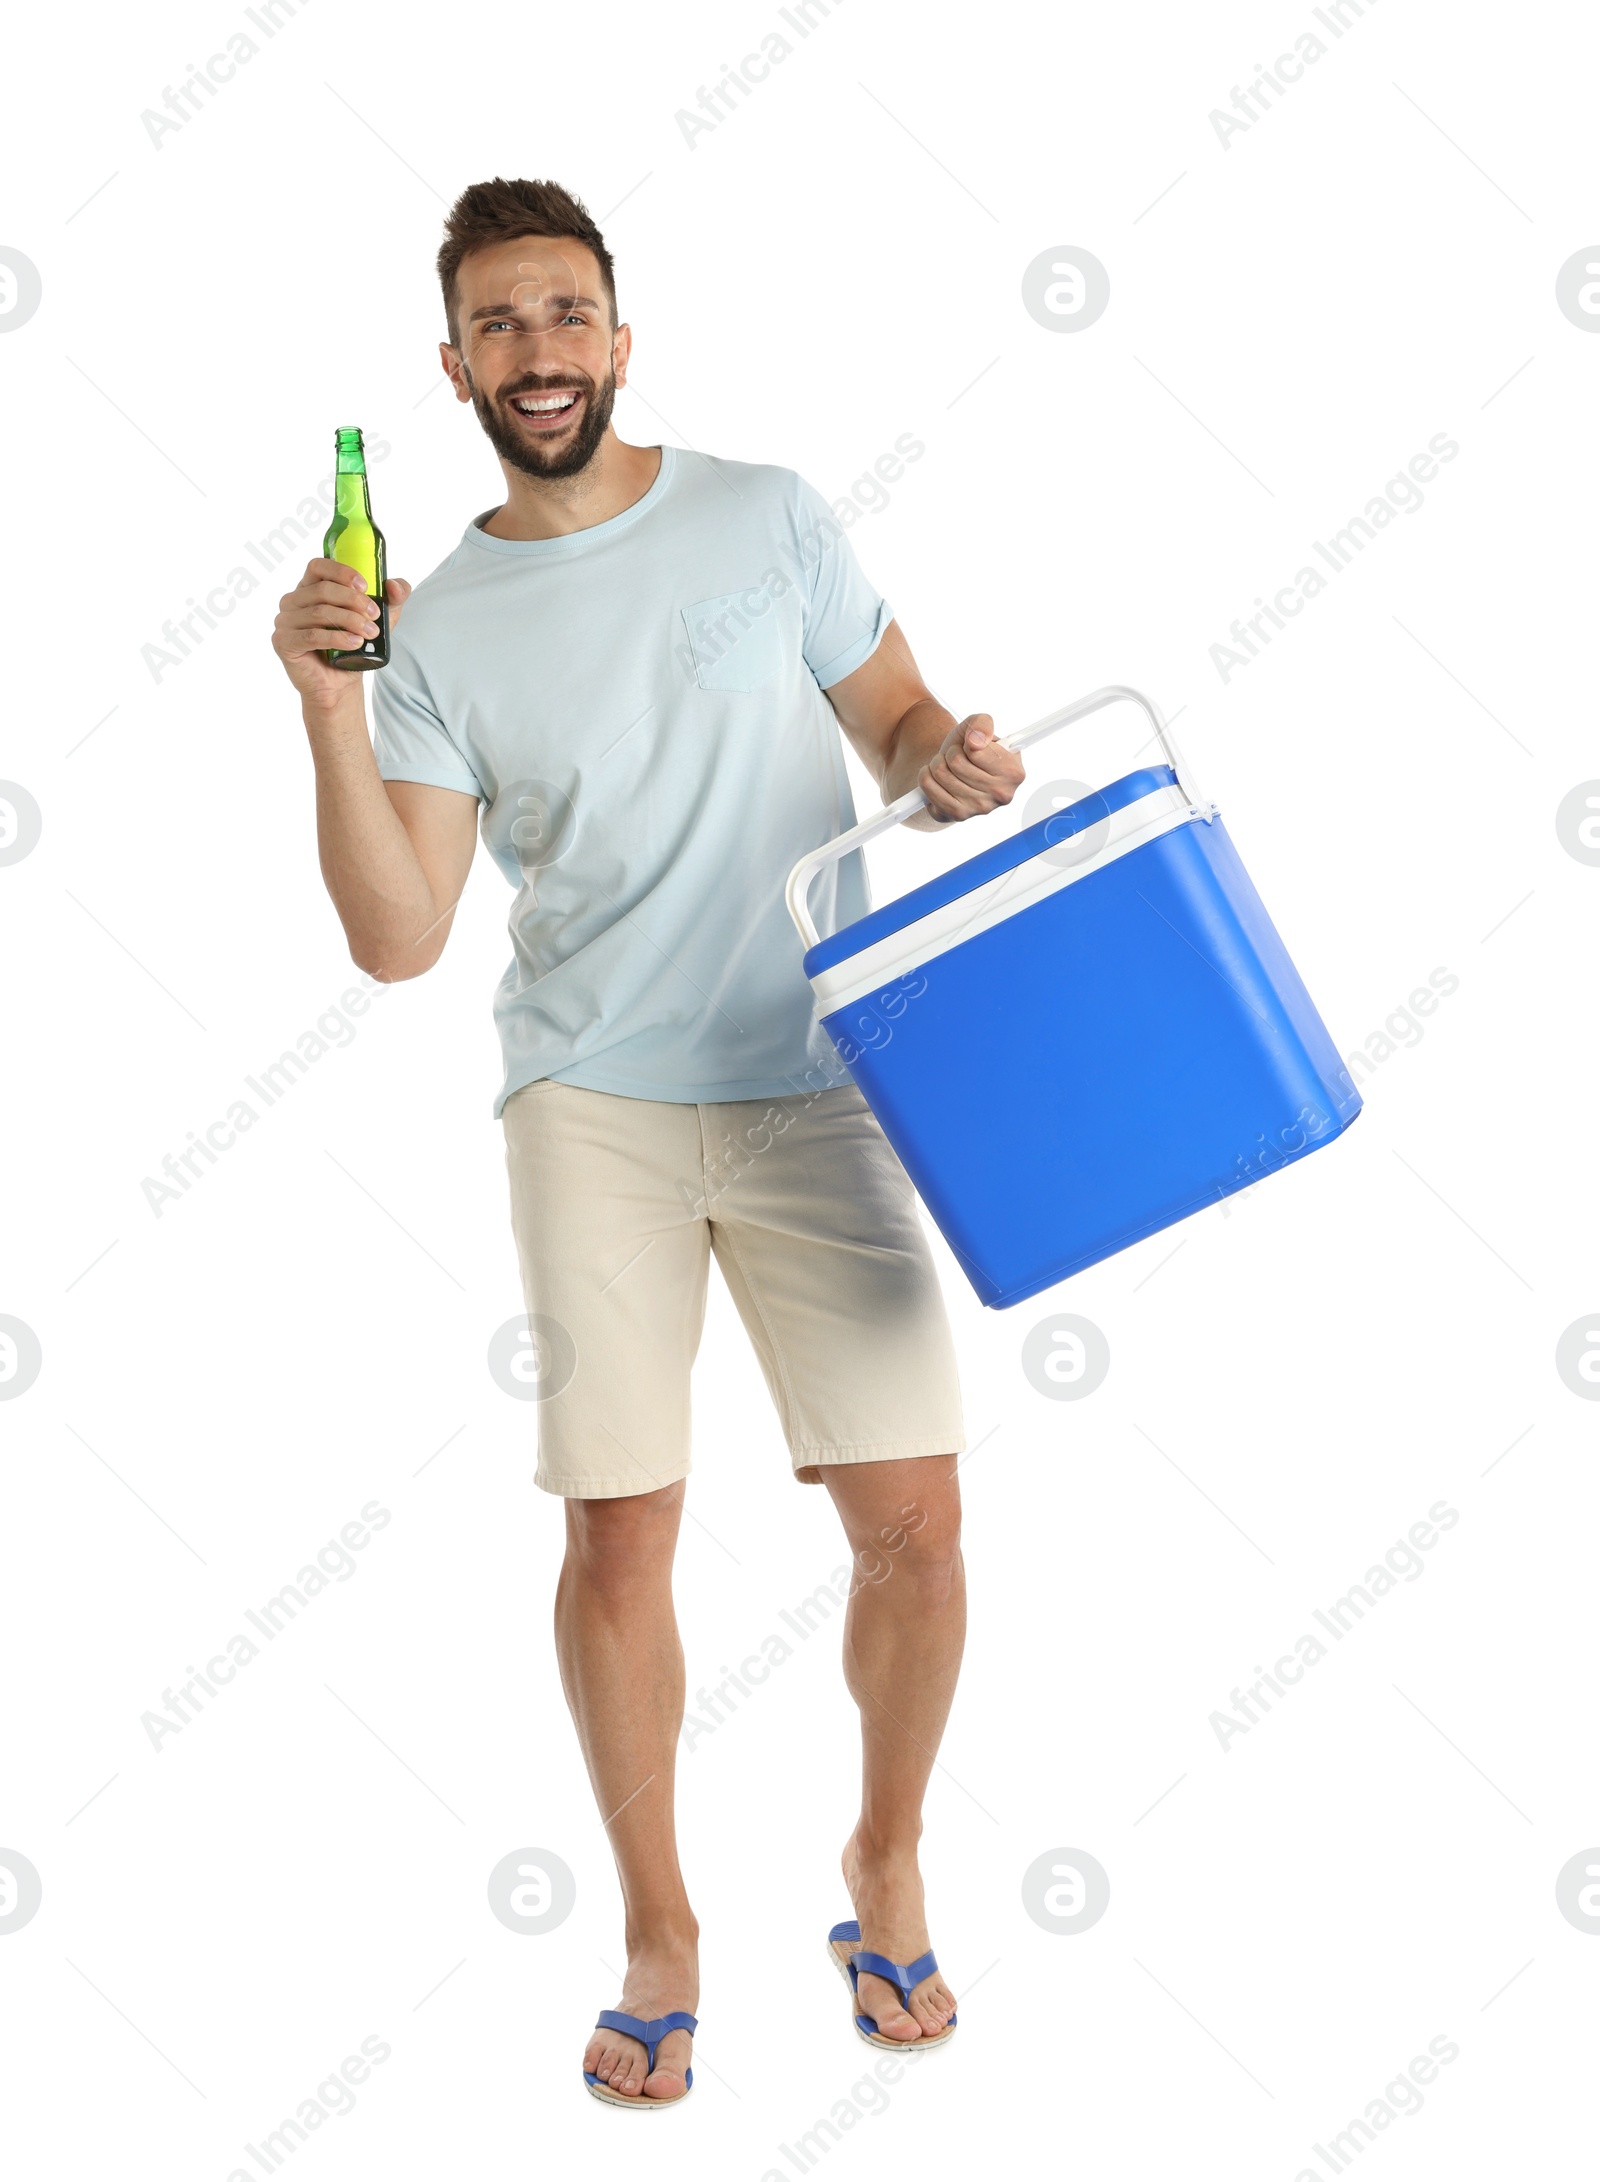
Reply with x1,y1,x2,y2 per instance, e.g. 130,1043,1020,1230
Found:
533,1465,692,1500
710,1215,804,1445
789,1436,966,1460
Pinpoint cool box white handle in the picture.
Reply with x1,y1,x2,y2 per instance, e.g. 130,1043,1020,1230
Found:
785,684,1208,952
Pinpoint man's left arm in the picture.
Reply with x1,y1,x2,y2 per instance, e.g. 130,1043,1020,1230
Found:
822,619,1024,833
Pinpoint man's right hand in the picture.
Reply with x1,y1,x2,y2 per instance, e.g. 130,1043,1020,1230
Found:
272,557,412,715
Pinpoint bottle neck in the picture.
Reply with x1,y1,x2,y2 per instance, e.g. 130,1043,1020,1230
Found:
333,471,371,520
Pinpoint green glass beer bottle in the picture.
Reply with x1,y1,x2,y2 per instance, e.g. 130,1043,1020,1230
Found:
322,427,389,670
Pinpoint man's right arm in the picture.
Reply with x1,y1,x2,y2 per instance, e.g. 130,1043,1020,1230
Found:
273,557,478,982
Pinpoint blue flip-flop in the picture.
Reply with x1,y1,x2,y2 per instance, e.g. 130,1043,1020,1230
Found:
827,1919,957,2050
583,2009,697,2109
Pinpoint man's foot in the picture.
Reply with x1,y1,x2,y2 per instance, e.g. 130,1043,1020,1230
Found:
837,1832,957,2041
582,1939,698,2102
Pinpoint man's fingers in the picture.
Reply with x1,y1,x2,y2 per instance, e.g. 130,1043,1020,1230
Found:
293,577,376,610
276,605,371,639
918,762,968,820
278,570,379,621
275,559,405,652
939,747,1001,794
920,764,988,819
951,716,1022,787
288,562,376,610
278,625,369,657
963,738,1021,777
278,602,375,642
923,754,1022,815
939,745,1021,799
954,728,1017,775
910,711,1019,821
274,578,380,658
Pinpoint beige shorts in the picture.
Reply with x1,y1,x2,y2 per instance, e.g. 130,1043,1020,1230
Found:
501,1077,965,1498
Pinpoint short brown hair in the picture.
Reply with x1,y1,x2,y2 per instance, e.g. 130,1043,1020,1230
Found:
436,177,617,346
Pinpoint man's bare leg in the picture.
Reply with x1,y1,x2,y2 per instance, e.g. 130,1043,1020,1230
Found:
559,1484,697,2101
823,1453,964,2041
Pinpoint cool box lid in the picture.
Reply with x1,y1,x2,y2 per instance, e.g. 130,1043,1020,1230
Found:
802,765,1181,980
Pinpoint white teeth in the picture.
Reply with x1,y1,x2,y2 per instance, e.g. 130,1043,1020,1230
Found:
514,393,577,414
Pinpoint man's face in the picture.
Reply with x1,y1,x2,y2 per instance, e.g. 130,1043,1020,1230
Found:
445,236,626,481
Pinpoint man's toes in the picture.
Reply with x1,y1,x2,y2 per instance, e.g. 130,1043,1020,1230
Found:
911,1977,955,2032
862,1980,921,2041
597,2038,646,2093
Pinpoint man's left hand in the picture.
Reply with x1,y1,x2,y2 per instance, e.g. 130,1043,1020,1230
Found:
919,714,1024,823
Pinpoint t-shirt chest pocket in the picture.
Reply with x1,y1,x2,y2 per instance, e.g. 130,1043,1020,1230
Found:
681,586,790,692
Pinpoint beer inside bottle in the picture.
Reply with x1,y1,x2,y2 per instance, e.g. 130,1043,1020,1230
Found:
323,427,389,670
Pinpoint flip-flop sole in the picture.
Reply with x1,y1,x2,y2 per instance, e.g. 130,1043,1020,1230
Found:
826,1938,958,2051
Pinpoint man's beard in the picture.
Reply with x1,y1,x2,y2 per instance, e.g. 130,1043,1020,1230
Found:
467,365,617,480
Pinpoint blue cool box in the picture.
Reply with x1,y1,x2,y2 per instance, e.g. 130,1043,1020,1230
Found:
787,689,1361,1309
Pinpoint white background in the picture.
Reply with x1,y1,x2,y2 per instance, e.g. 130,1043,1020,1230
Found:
2,0,1596,2175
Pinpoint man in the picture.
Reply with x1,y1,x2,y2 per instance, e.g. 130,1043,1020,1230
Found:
272,176,1023,2106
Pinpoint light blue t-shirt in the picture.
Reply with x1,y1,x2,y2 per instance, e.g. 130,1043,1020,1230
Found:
371,446,887,1115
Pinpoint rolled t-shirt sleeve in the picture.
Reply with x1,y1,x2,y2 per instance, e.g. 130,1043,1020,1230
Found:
791,475,893,691
371,639,484,798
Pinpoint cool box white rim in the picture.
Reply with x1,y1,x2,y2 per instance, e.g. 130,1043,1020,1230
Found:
807,784,1215,1020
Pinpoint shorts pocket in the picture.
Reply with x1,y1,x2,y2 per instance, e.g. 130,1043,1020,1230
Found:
682,588,785,692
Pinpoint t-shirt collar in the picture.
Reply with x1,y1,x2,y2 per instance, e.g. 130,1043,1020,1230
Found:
463,444,675,558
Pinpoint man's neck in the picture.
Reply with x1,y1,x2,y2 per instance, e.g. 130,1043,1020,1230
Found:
482,431,662,541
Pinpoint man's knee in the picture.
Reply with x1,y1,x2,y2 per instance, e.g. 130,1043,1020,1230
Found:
564,1485,680,1590
863,1492,962,1602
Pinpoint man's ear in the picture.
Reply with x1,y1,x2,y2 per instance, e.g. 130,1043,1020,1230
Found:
440,344,474,404
612,321,632,387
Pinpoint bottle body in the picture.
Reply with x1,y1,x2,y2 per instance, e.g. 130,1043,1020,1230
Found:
323,428,389,670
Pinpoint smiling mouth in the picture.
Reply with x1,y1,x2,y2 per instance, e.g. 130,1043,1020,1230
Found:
509,389,582,428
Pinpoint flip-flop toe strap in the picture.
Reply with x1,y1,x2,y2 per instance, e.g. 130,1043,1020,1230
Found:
845,1947,955,2039
592,2008,698,2082
849,1947,939,2003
